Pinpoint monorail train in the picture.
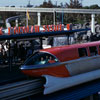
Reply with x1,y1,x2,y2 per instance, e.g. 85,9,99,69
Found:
21,41,100,94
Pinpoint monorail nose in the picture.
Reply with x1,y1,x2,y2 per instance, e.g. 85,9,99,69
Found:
20,65,37,70
20,65,28,70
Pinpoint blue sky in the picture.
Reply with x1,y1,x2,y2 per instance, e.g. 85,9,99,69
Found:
0,0,100,7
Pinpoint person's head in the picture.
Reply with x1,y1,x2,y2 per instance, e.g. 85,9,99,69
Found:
46,56,48,59
49,56,52,60
41,57,44,61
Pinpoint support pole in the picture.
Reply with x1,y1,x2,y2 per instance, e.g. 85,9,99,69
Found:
26,10,28,26
53,11,56,25
40,38,43,49
37,12,41,26
67,34,70,45
8,40,12,71
15,19,18,27
91,14,95,34
98,92,100,100
62,10,64,24
90,95,94,100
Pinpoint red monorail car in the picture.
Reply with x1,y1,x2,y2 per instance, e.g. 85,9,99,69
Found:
21,41,100,94
21,41,100,77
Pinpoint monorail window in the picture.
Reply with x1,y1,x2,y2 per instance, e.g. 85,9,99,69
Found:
24,52,59,65
78,48,87,57
89,46,98,56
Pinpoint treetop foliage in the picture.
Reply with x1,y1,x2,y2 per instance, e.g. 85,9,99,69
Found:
37,0,100,9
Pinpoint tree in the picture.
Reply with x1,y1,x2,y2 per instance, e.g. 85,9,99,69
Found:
63,0,83,24
83,4,100,9
39,0,54,8
68,0,82,8
90,4,100,9
37,0,55,25
69,0,74,8
48,0,53,8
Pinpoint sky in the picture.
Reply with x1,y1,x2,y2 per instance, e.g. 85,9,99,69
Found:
0,0,100,7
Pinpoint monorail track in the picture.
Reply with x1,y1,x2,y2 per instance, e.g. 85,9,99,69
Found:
1,76,100,100
0,78,45,100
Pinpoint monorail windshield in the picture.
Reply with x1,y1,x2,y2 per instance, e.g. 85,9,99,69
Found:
24,52,59,65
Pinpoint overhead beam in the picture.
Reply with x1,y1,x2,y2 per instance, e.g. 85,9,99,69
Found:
0,7,100,14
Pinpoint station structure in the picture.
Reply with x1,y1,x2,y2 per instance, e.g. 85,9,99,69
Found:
0,7,99,34
0,7,100,100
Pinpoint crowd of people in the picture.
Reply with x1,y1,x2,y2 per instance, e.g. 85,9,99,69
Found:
0,40,40,65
